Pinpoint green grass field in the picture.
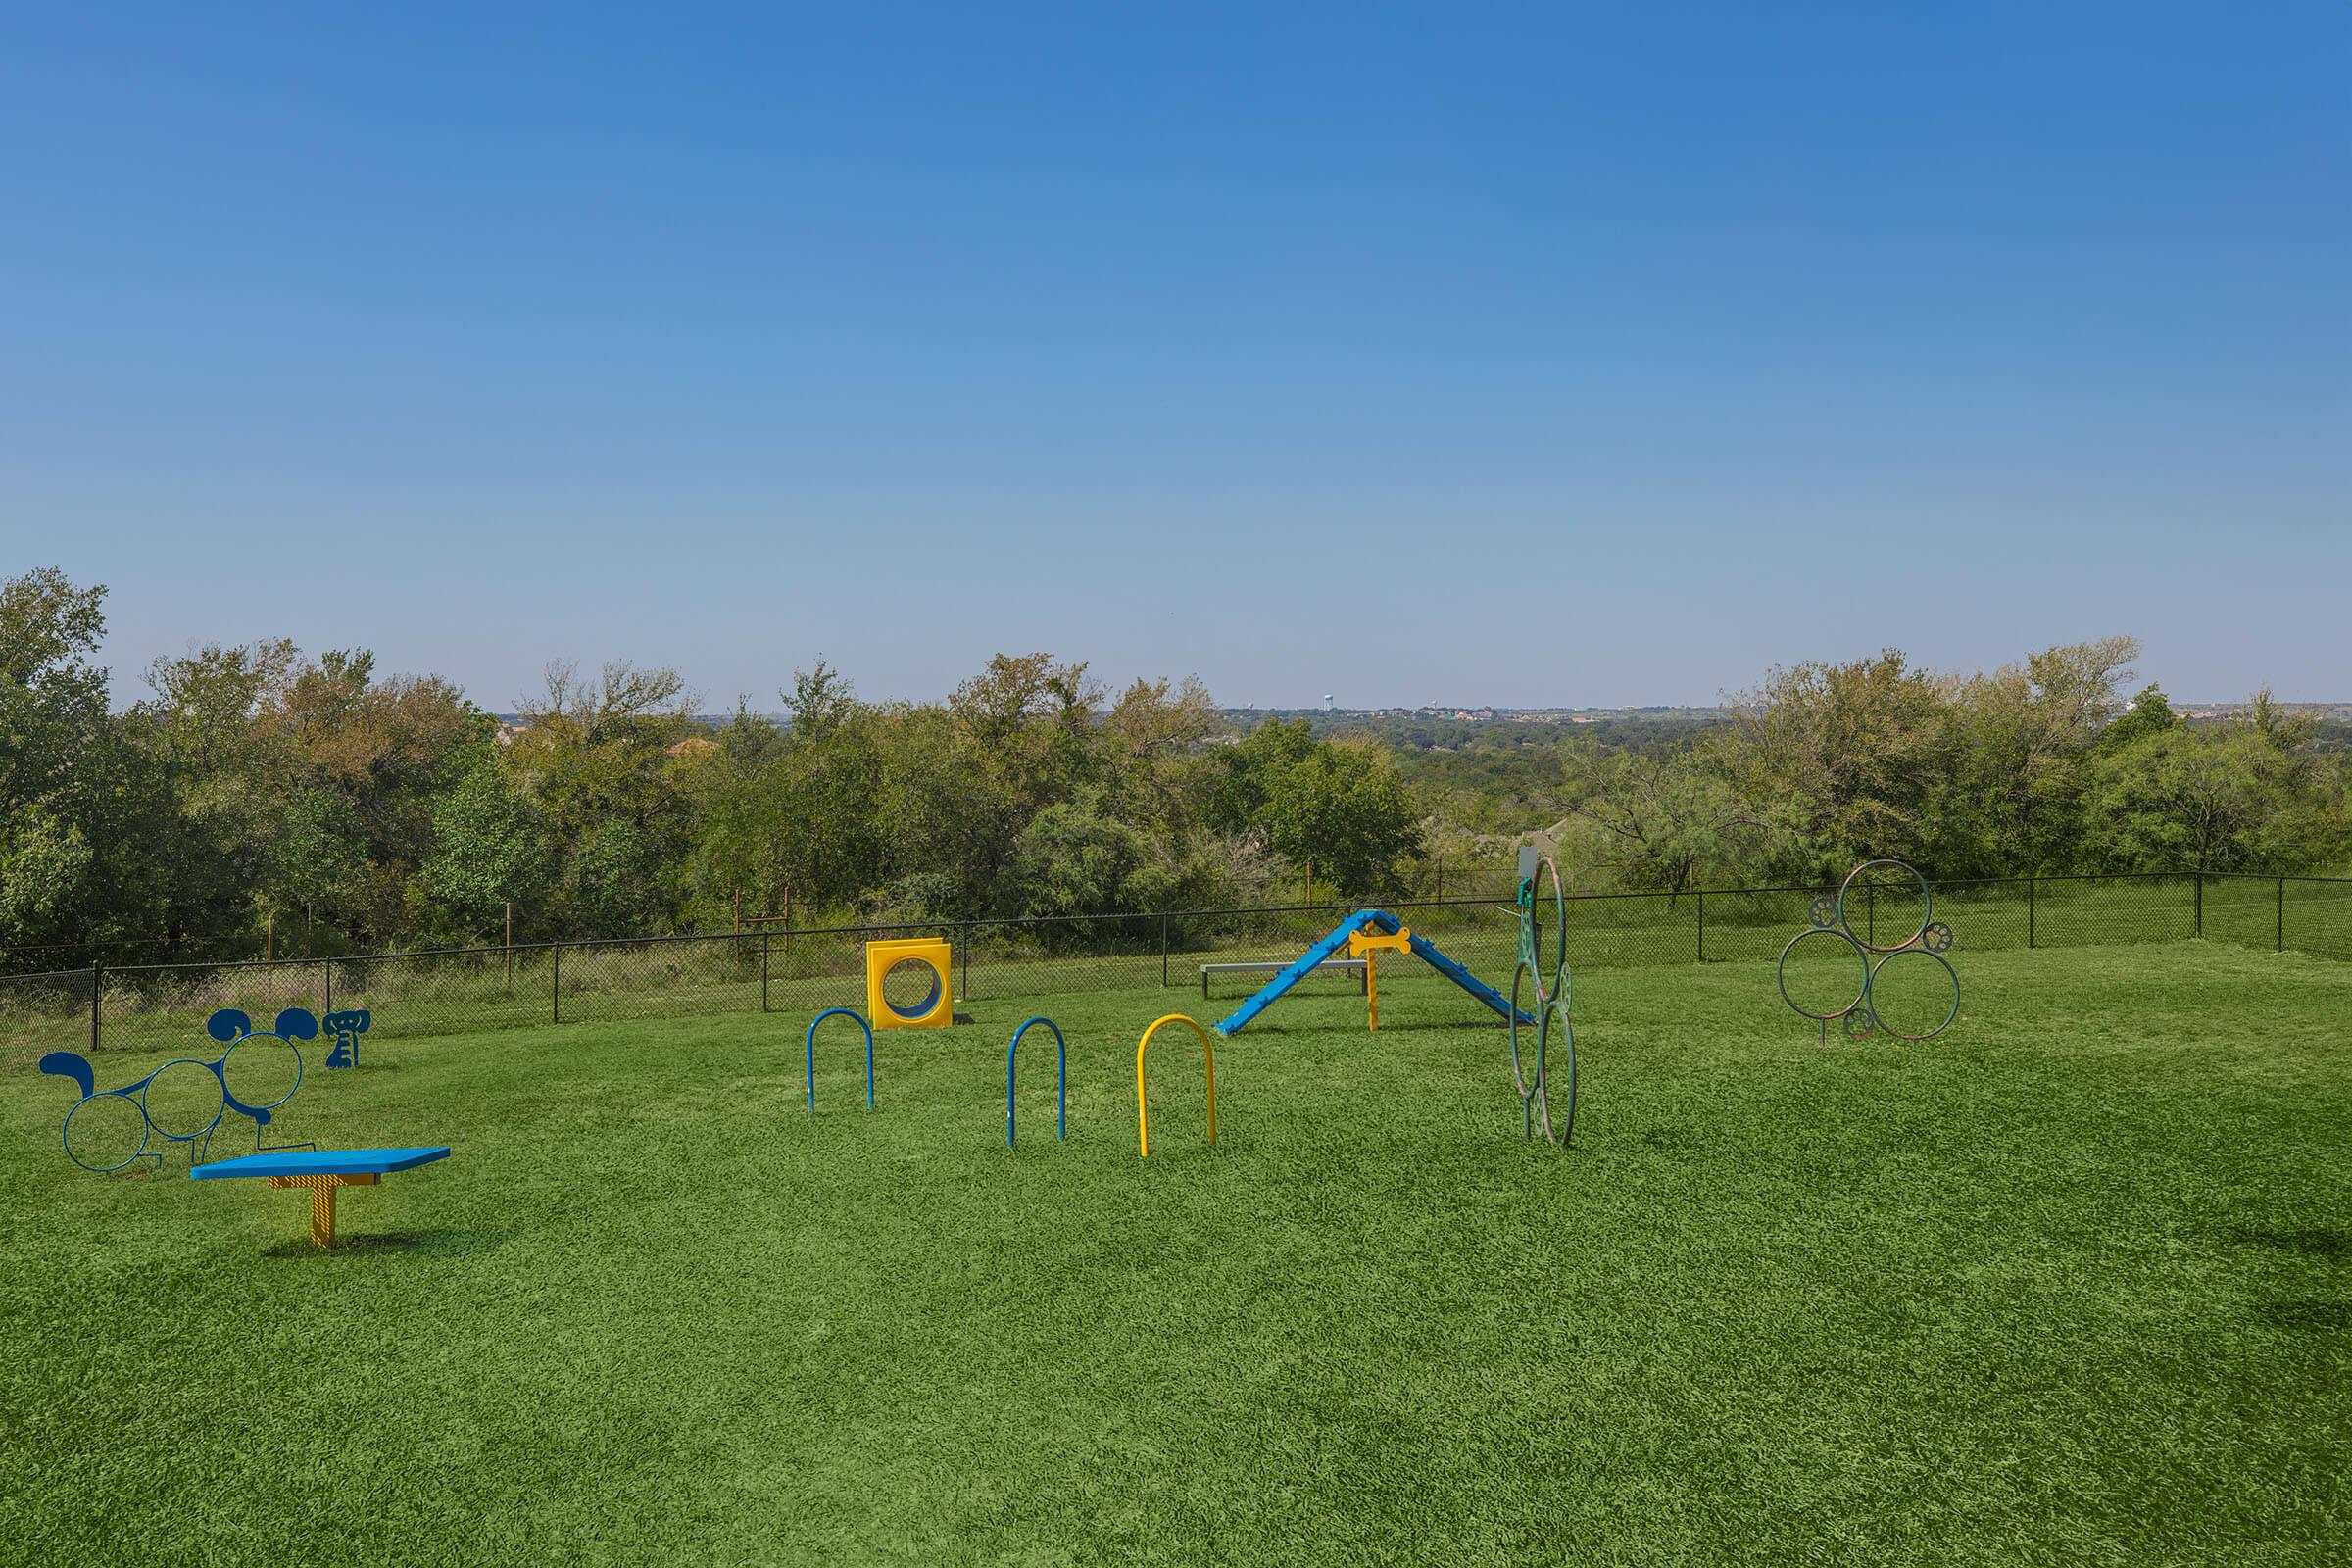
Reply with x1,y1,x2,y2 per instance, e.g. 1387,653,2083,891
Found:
4,944,2348,1566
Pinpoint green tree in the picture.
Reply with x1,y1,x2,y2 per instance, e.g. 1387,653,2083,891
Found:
416,764,556,939
1010,794,1176,921
689,668,890,923
1262,738,1424,899
1552,744,1760,897
2083,695,2350,875
1204,720,1317,838
0,568,126,948
2098,682,2178,752
1925,637,2142,877
135,637,303,947
1714,649,1957,877
505,661,699,933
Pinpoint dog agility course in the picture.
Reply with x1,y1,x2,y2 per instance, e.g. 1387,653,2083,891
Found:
5,925,2349,1566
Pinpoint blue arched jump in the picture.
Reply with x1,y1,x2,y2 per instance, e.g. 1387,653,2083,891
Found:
1006,1016,1066,1148
807,1007,875,1111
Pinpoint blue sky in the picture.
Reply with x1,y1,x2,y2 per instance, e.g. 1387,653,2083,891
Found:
3,3,2345,710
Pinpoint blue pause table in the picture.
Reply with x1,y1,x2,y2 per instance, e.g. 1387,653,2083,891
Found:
192,1147,452,1248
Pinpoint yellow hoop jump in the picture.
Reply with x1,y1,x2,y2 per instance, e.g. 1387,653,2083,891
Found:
1135,1013,1216,1158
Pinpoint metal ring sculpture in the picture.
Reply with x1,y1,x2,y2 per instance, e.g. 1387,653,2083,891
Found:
1508,854,1576,1145
806,1007,875,1110
38,1007,317,1173
1007,1016,1066,1148
1135,1013,1216,1158
1776,858,1961,1043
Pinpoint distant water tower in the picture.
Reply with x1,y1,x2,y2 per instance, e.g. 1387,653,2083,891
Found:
1323,694,1335,712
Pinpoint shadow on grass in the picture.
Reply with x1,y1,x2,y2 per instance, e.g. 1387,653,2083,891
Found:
262,1227,515,1260
1226,1017,1509,1036
2231,1225,2351,1260
2254,1299,2351,1332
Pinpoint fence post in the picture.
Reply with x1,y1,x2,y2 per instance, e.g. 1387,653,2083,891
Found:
2027,874,2035,949
552,944,562,1024
324,959,334,1016
958,925,970,1004
89,961,101,1052
2194,872,2204,939
761,931,771,1012
2278,876,2285,953
1695,891,1705,962
1161,912,1171,987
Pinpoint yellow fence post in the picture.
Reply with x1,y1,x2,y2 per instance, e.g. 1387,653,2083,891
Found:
1135,1013,1216,1158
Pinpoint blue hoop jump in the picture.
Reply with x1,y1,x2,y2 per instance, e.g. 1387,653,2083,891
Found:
1006,1016,1066,1148
806,1007,875,1110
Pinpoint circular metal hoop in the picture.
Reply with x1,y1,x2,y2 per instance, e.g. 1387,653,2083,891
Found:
219,1033,304,1112
63,1092,151,1173
137,1058,227,1145
1547,999,1577,1146
1517,855,1568,1004
1838,858,1933,955
1508,962,1542,1102
1777,926,1872,1023
1506,858,1574,1148
1864,948,1961,1041
1509,964,1572,1146
1508,964,1551,1143
1806,894,1839,930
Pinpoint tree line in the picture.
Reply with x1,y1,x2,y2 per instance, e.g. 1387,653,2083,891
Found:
0,569,1421,961
1545,637,2350,896
2,568,2344,964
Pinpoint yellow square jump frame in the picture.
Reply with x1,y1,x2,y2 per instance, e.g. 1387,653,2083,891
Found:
865,938,953,1029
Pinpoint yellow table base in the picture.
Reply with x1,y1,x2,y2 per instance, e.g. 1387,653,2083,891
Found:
268,1171,378,1248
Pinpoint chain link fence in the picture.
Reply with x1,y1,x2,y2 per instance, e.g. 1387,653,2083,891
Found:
5,872,2345,1056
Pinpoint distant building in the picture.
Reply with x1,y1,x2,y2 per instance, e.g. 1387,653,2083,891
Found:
666,736,718,758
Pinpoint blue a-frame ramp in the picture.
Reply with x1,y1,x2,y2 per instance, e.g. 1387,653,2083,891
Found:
1211,908,1534,1037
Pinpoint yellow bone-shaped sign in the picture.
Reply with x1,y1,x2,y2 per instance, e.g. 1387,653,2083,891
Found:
1346,926,1412,957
